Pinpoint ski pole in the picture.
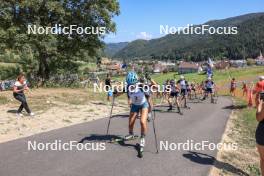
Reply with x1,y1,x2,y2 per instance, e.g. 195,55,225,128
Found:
106,95,115,135
151,106,159,154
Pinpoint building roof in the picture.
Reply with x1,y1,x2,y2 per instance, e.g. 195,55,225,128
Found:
178,62,199,69
106,63,121,70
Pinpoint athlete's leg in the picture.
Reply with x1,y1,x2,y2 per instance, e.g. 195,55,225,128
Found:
128,112,138,134
140,108,148,136
14,94,31,113
176,96,182,113
183,91,187,107
168,93,173,110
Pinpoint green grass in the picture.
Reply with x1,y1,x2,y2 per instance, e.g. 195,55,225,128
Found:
112,66,264,85
232,98,258,148
229,97,260,175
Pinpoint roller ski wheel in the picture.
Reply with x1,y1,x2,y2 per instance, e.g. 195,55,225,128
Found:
136,143,144,158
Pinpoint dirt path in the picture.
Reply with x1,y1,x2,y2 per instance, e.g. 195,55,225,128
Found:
0,88,128,143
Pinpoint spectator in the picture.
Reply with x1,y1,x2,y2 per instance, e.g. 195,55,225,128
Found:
13,73,34,117
230,78,237,96
242,81,248,97
105,74,112,102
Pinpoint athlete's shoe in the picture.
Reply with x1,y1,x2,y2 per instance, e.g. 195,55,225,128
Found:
167,106,173,111
16,113,23,117
29,112,35,116
140,137,145,147
177,107,183,115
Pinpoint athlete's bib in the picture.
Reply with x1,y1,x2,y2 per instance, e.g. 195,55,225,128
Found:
128,88,146,106
179,80,187,89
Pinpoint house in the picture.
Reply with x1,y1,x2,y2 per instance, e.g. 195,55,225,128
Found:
178,62,199,74
106,62,122,71
230,60,247,68
215,60,230,70
153,63,166,73
101,57,111,65
152,61,176,73
256,51,264,66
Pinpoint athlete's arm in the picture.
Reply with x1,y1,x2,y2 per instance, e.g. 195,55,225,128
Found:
13,86,22,93
145,94,152,111
256,98,264,122
13,84,26,93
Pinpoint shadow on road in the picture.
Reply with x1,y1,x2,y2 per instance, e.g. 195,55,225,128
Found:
78,134,119,143
110,114,129,119
222,105,247,110
7,109,17,113
78,134,140,157
182,151,249,176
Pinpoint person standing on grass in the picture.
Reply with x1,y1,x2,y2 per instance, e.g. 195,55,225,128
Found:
230,78,237,96
242,81,248,97
13,73,34,117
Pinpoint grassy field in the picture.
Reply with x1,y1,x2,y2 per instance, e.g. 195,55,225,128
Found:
113,66,263,84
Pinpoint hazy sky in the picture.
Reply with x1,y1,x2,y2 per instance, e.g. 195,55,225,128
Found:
104,0,264,43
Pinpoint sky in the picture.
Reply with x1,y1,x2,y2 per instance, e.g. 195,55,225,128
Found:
104,0,264,43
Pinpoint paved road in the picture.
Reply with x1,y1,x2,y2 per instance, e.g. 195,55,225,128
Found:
0,97,236,176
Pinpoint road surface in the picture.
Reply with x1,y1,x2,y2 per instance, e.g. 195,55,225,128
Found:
0,97,241,176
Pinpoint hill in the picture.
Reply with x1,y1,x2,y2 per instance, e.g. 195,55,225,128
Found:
103,42,129,57
113,12,264,61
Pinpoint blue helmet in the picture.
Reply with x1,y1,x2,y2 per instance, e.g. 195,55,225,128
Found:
126,71,138,85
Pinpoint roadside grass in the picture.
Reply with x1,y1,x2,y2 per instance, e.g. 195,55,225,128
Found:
0,96,8,105
213,95,261,176
232,98,257,149
232,97,260,176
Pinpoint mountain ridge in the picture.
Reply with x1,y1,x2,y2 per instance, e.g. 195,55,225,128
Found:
110,12,264,61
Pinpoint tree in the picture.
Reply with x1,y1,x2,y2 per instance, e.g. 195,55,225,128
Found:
0,0,119,83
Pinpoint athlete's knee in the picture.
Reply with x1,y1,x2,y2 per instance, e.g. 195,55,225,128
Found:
140,118,147,126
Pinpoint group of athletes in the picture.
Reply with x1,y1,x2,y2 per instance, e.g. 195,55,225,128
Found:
162,75,217,113
109,71,217,157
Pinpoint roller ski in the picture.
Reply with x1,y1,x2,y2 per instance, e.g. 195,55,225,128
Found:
109,134,139,143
